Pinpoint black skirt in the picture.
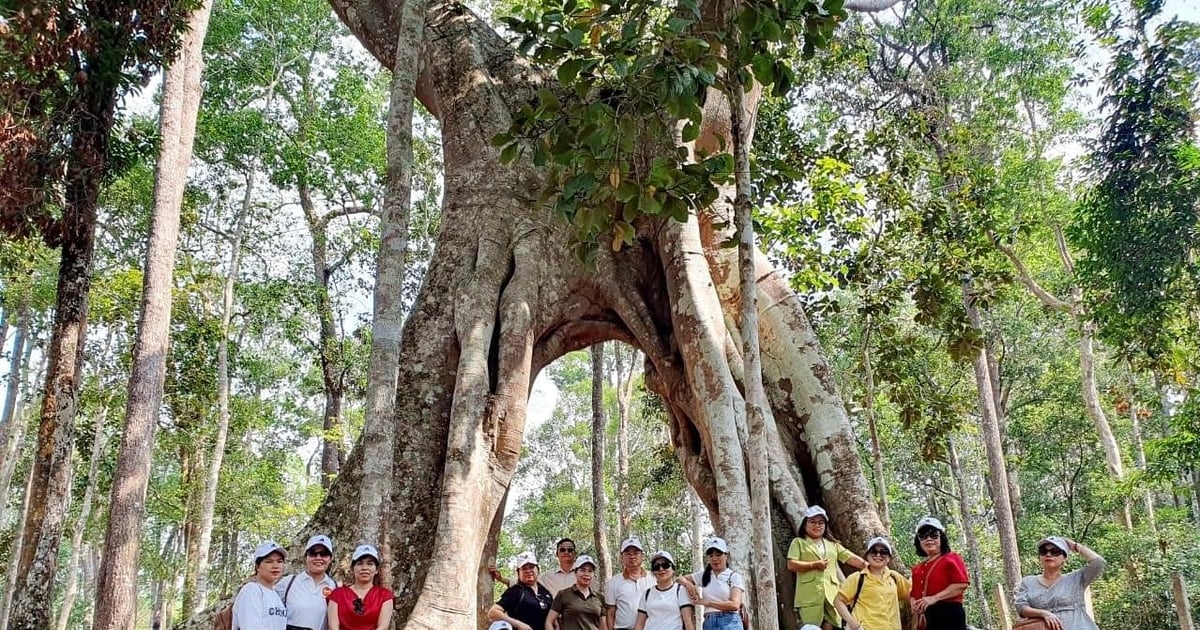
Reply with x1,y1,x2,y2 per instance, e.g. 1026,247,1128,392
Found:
924,601,968,630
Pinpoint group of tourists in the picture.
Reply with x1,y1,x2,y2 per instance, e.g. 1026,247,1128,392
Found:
230,535,393,630
229,505,1106,630
487,506,1107,630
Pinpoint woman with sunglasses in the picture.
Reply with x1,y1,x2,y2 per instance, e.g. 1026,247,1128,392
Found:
633,551,694,630
276,535,337,630
1014,537,1105,630
910,517,969,630
832,537,910,630
788,505,866,630
679,537,745,630
327,545,394,630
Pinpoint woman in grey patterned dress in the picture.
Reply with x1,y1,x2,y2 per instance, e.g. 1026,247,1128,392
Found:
1013,536,1105,630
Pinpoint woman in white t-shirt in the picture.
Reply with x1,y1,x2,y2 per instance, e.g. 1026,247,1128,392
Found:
634,551,694,630
678,538,745,630
232,541,290,630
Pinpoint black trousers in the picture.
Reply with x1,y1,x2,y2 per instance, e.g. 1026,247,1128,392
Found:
924,602,968,630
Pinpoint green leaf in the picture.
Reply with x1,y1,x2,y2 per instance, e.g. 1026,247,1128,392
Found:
558,58,585,84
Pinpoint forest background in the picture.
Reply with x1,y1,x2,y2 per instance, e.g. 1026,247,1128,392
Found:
0,0,1197,627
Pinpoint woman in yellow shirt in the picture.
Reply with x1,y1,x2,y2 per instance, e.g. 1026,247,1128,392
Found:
833,537,911,630
787,506,866,629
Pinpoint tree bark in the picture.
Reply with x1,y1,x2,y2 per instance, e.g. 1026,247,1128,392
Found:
591,343,612,579
9,51,118,629
1127,373,1157,532
93,3,213,625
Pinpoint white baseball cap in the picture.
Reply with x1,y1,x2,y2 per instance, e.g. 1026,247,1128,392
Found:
351,544,380,563
650,550,674,565
253,540,285,563
865,537,894,555
489,622,514,630
513,550,539,568
801,625,823,630
1037,536,1070,555
304,534,333,554
620,537,645,553
803,505,829,520
704,537,729,554
915,516,945,534
572,555,597,571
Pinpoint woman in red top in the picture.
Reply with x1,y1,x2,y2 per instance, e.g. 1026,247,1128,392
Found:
909,517,969,630
327,544,395,630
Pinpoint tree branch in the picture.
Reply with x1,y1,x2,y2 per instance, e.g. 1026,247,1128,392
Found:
990,233,1072,313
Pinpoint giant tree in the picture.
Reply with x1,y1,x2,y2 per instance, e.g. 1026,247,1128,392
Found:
274,0,899,625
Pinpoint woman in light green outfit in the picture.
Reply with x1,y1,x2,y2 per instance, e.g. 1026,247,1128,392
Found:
787,506,866,630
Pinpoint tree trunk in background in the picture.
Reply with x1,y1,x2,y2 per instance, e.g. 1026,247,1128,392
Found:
614,344,634,542
963,287,1021,591
947,434,993,630
0,304,30,522
591,343,611,579
986,346,1022,521
0,464,36,628
356,0,424,557
93,3,214,624
1079,322,1133,529
731,78,779,630
55,416,109,630
1127,373,1157,533
300,182,348,486
10,69,117,630
862,322,890,530
192,189,251,613
180,441,207,614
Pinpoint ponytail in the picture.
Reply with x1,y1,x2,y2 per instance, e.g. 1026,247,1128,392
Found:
702,565,713,587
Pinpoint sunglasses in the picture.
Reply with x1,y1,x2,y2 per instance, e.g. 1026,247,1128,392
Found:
867,548,891,557
353,597,365,615
558,547,577,553
917,530,941,541
306,550,332,558
1038,547,1066,557
651,562,672,571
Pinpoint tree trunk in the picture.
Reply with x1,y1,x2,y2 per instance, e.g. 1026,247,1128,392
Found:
192,181,252,613
591,343,612,579
947,434,993,630
355,0,424,557
614,344,634,543
1127,374,1157,532
55,413,108,630
300,182,347,486
181,442,207,614
861,321,891,530
9,59,118,630
731,78,779,630
93,3,213,624
0,459,36,629
963,285,1022,591
0,303,30,523
262,2,886,627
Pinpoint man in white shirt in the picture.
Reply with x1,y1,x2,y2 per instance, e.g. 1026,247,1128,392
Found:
275,534,337,630
492,537,580,596
605,537,653,630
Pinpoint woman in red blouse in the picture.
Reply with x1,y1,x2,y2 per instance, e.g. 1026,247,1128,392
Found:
909,517,969,630
327,544,395,630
